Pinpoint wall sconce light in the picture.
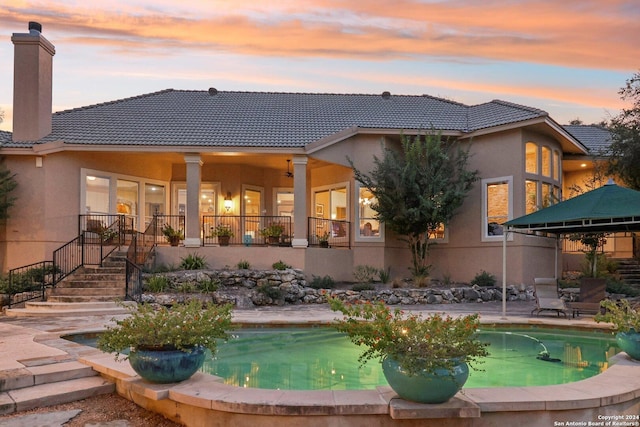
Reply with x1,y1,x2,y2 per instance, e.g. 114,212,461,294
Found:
224,192,233,212
35,157,43,168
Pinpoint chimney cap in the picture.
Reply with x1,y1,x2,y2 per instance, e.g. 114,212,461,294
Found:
208,87,218,96
381,91,391,99
28,22,42,33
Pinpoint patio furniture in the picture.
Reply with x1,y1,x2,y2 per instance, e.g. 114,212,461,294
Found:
531,278,568,318
568,278,607,318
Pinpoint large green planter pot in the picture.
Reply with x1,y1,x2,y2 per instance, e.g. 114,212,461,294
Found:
616,330,640,361
129,345,206,383
381,357,469,404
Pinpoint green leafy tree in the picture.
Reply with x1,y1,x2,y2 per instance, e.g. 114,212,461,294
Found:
350,131,478,279
607,72,640,190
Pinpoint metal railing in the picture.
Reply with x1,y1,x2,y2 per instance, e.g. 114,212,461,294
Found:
151,215,185,245
79,214,134,238
6,261,57,308
308,217,351,248
124,216,159,301
198,215,293,246
52,231,120,285
125,258,143,302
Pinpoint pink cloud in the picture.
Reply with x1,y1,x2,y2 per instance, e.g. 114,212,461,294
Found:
0,0,637,69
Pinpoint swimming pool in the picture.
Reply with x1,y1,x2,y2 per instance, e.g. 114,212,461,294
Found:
195,326,619,390
66,326,618,390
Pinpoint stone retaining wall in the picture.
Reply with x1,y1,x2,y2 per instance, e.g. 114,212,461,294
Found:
141,269,535,308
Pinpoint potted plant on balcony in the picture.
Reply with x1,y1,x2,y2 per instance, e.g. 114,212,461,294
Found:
259,223,284,246
210,224,235,246
97,300,234,383
162,224,184,246
316,231,330,248
596,299,640,360
328,298,488,403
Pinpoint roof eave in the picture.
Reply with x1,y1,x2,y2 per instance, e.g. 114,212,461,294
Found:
305,127,463,155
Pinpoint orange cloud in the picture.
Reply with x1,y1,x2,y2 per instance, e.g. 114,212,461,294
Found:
0,0,637,70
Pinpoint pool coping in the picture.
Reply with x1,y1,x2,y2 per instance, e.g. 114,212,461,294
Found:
75,318,640,421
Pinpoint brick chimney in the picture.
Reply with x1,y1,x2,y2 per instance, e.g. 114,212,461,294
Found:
11,22,56,142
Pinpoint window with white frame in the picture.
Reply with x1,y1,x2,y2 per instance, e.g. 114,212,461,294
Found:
482,176,512,239
355,184,383,241
82,169,168,231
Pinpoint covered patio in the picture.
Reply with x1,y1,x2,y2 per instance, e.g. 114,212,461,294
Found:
501,181,640,317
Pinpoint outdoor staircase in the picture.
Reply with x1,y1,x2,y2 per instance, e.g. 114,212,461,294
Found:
614,258,640,287
47,252,127,303
4,252,133,317
0,358,115,415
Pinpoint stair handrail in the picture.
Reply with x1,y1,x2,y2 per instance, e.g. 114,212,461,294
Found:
6,261,56,308
124,216,159,301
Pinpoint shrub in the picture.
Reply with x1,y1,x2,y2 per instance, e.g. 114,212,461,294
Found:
257,283,284,300
353,265,378,283
352,283,375,291
176,282,197,293
180,253,208,270
144,275,169,293
309,275,336,289
198,278,220,293
470,270,496,287
236,259,251,269
378,267,391,284
606,277,640,297
413,275,431,288
441,273,452,286
272,260,291,270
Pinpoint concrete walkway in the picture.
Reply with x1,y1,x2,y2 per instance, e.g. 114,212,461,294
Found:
0,300,610,426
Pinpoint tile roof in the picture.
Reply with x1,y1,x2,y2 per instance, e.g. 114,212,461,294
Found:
5,89,550,148
562,125,612,153
0,130,11,145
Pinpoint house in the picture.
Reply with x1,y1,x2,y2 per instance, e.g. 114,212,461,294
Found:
0,22,616,284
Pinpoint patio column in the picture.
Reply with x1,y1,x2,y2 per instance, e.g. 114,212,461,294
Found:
291,155,308,248
184,154,202,247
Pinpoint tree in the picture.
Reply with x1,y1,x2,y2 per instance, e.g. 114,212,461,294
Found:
607,72,640,190
350,131,478,279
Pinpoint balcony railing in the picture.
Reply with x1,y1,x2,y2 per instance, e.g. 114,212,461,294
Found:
202,215,293,246
308,217,350,248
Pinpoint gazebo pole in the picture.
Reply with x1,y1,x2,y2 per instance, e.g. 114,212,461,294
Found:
502,229,507,319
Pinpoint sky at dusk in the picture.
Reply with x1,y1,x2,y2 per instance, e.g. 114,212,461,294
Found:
0,0,638,132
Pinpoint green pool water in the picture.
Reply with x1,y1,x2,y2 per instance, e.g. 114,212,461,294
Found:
67,326,619,390
201,327,618,390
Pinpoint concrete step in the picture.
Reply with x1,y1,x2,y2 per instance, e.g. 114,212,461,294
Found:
44,295,126,304
62,272,126,280
55,280,126,289
1,376,115,414
0,361,97,393
49,287,124,297
4,301,133,317
24,301,133,311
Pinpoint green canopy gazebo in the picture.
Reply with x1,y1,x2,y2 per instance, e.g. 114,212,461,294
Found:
500,181,640,317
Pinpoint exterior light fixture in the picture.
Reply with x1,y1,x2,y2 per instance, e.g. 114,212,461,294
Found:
224,192,233,212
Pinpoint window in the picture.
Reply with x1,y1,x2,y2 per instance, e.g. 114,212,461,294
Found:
313,183,349,242
242,185,264,241
525,180,537,214
525,142,537,174
541,146,551,177
428,223,446,240
355,185,383,240
553,150,560,181
482,177,512,239
144,184,165,228
85,175,110,214
82,169,168,232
